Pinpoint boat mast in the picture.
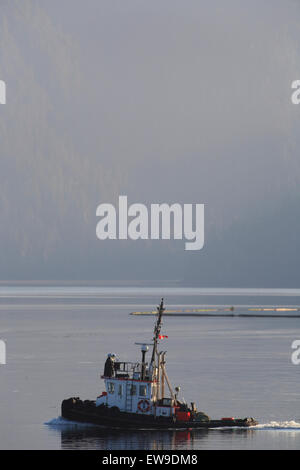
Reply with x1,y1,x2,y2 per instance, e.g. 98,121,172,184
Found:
150,298,165,378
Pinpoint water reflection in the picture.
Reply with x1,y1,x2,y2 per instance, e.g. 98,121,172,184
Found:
60,427,199,450
47,422,256,450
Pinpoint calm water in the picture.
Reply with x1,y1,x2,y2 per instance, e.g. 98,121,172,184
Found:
0,286,300,450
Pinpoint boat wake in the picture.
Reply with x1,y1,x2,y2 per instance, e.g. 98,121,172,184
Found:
45,416,100,428
254,420,300,431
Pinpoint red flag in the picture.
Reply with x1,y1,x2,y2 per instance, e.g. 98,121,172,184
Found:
158,335,168,339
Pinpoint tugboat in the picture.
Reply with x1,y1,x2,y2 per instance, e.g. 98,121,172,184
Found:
61,299,258,429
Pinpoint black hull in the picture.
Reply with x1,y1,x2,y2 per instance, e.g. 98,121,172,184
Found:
61,398,258,430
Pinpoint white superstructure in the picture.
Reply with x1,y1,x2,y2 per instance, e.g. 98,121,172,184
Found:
96,299,178,418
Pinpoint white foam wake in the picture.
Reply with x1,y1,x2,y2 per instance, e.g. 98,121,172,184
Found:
45,416,98,428
254,420,300,430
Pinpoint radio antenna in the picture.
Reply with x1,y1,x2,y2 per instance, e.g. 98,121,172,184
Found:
150,298,165,372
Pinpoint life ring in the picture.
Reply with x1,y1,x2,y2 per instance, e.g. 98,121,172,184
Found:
137,399,150,413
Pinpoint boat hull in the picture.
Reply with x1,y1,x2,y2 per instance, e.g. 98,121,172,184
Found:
61,398,258,430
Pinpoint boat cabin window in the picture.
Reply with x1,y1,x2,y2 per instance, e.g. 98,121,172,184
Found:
139,385,147,397
130,385,136,396
162,398,173,406
107,382,115,394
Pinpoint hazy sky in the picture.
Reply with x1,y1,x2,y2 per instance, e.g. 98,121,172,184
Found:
0,0,300,285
